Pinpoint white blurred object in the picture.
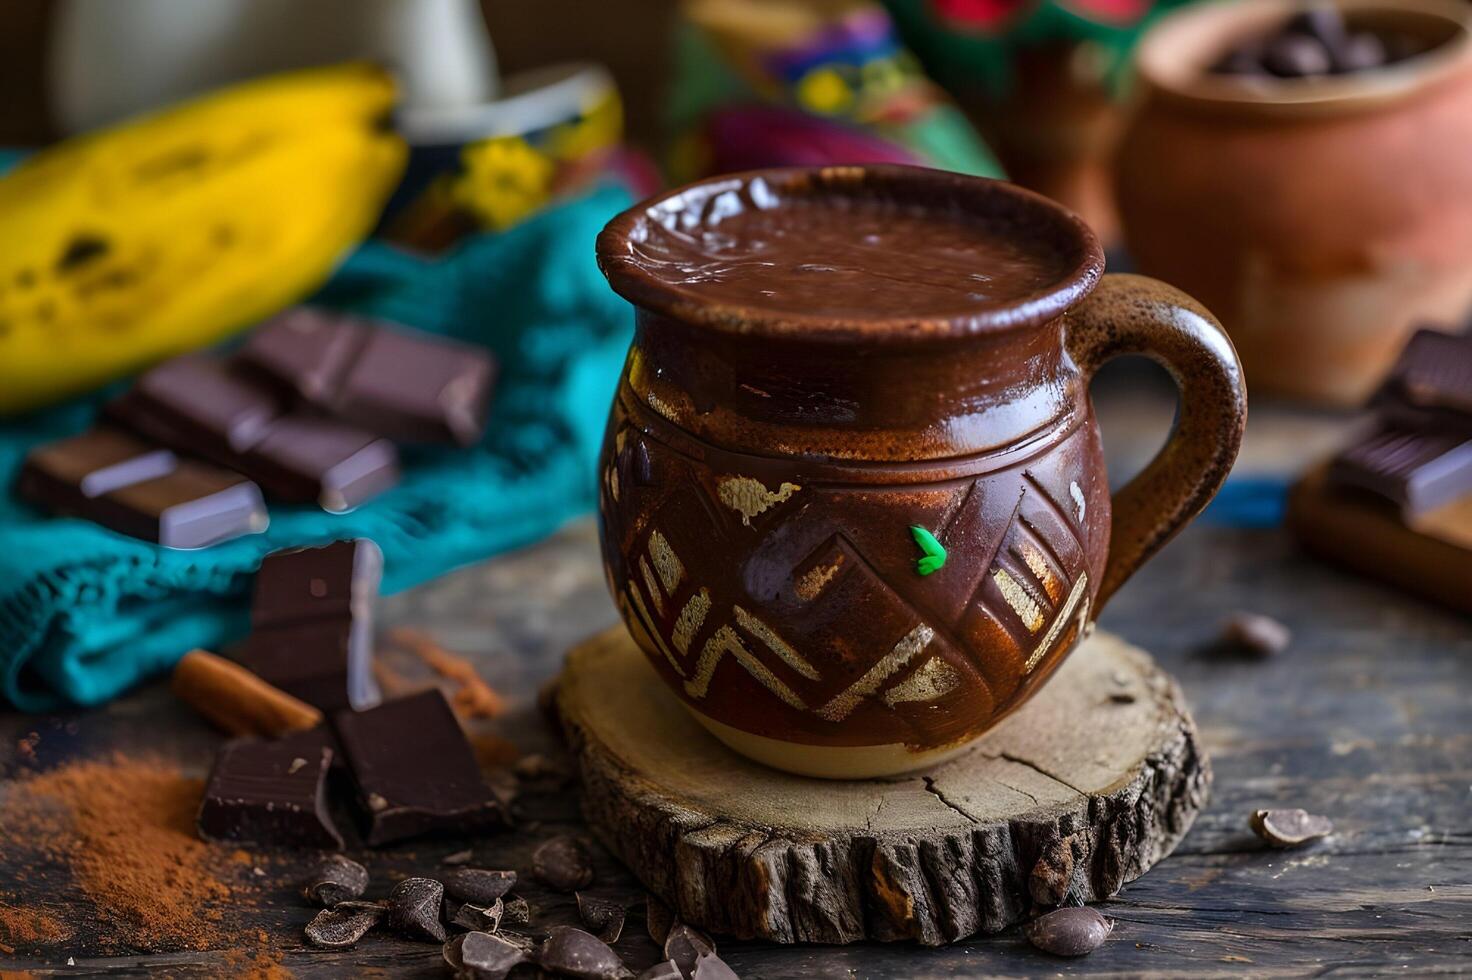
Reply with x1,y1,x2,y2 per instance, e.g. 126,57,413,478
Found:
50,0,499,133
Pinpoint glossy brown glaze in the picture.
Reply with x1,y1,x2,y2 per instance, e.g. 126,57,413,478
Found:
1116,0,1472,406
596,165,1246,771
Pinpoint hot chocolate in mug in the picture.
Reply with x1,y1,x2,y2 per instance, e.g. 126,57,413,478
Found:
595,165,1246,779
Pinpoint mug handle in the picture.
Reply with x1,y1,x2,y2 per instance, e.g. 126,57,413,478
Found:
1065,273,1248,608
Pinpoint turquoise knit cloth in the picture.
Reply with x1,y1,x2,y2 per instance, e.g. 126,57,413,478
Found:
0,185,634,710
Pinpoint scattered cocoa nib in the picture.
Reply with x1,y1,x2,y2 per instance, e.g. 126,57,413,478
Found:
1218,612,1291,657
576,892,627,943
539,925,633,980
513,753,568,783
501,895,531,926
692,952,741,979
444,867,517,905
304,901,385,949
645,893,675,945
664,922,716,975
388,876,447,942
1024,906,1113,957
534,835,595,891
445,930,529,979
300,855,369,907
1251,808,1333,848
451,898,504,933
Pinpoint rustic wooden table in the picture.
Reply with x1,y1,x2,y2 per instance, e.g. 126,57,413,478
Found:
2,394,1469,978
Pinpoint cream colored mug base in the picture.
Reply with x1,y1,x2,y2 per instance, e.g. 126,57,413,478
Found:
684,704,979,780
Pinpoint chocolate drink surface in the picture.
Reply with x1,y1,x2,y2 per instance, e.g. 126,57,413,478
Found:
623,188,1073,320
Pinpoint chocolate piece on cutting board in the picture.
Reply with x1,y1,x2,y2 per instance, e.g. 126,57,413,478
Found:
239,540,383,712
1327,423,1472,518
240,309,497,446
1373,329,1472,432
332,689,506,845
197,728,345,849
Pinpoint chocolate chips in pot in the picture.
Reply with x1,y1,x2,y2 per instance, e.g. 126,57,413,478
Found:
1210,2,1420,80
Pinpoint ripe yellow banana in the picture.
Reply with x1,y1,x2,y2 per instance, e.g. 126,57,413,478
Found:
0,63,406,415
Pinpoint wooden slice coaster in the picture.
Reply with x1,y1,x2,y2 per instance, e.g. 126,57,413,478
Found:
556,626,1210,946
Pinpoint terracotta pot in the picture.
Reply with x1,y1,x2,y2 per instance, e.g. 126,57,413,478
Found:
595,166,1246,778
1115,0,1472,406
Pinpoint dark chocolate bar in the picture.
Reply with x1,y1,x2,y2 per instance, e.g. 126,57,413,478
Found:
17,427,177,509
108,353,400,511
332,689,505,845
241,415,399,513
240,309,496,446
1327,423,1472,518
1374,329,1472,432
240,540,382,712
197,728,344,850
107,355,283,459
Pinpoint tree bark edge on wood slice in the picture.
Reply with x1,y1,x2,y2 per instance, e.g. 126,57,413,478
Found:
555,626,1210,946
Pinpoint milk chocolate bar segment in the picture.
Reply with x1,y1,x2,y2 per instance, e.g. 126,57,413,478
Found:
1328,423,1472,518
197,728,344,850
94,462,267,548
17,427,177,508
333,689,505,845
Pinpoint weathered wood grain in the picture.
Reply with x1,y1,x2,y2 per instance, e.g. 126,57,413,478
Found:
557,626,1209,945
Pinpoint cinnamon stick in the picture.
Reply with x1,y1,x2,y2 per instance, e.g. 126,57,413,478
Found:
171,649,323,737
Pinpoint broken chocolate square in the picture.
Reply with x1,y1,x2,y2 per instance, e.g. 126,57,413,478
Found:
197,728,344,849
332,689,505,845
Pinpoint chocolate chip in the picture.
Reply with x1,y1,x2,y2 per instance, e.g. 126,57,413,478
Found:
444,868,517,905
1263,33,1333,77
691,952,740,979
304,902,385,949
1218,611,1291,657
301,855,369,907
664,923,715,975
1335,31,1386,72
1024,906,1113,957
445,931,529,979
502,894,531,926
533,835,594,891
442,848,475,866
538,925,632,980
576,892,627,943
645,893,675,945
1251,808,1334,848
451,899,504,933
388,876,446,942
637,962,683,980
1287,3,1347,48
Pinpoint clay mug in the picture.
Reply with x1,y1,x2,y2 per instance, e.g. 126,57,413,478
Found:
595,165,1246,778
1115,0,1472,406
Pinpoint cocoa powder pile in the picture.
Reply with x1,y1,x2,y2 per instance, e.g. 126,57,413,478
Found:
0,753,242,951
